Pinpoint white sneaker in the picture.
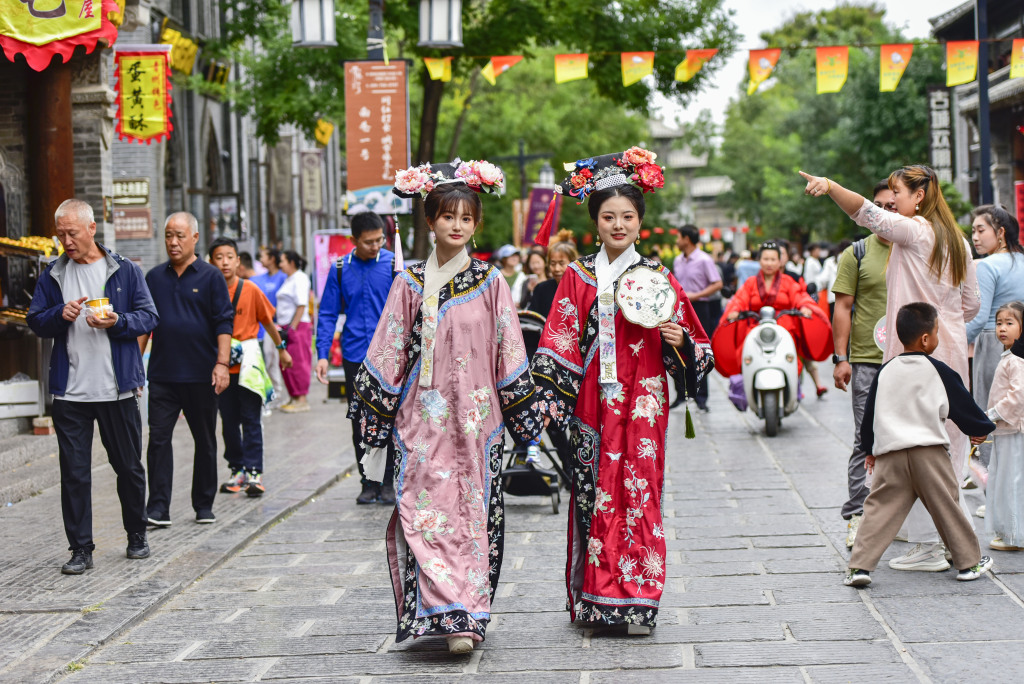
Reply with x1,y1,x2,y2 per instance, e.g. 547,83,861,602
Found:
446,636,474,654
888,543,951,572
976,505,986,518
845,514,862,549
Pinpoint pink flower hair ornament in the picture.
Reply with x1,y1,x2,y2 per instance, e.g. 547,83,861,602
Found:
393,158,505,199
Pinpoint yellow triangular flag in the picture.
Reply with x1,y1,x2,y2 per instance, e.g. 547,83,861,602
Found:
481,60,496,86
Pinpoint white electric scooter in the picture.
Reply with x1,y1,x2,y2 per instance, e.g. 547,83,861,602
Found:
740,306,800,437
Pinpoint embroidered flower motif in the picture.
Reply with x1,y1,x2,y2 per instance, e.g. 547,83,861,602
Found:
468,568,489,596
413,508,450,541
422,557,456,586
419,389,450,428
594,487,614,513
631,376,666,426
557,297,578,322
549,324,578,354
640,546,665,579
637,437,658,460
652,524,665,539
588,537,603,566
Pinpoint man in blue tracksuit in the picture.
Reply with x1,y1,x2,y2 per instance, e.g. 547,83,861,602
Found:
315,212,396,504
28,199,159,575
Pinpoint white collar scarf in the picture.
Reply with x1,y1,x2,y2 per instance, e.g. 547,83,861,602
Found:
595,245,639,394
419,248,471,387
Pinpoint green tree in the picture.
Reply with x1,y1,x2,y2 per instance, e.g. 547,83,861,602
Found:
189,0,739,256
712,3,945,246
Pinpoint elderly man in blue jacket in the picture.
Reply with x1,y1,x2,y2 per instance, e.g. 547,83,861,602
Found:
28,199,159,575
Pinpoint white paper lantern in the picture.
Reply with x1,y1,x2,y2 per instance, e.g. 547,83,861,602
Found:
418,0,463,49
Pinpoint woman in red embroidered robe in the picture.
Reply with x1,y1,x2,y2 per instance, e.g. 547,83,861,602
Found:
532,184,713,632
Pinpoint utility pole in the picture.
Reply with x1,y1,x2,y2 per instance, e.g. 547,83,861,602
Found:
976,0,993,204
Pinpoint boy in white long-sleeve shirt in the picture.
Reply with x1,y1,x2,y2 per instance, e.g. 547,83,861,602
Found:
845,302,996,586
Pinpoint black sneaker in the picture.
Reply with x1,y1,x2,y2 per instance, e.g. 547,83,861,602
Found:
126,532,150,559
61,548,93,575
843,568,872,587
146,515,171,527
379,484,396,505
356,482,380,505
195,510,216,524
957,556,994,581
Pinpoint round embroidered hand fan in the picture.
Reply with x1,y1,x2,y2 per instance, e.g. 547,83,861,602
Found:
615,266,677,329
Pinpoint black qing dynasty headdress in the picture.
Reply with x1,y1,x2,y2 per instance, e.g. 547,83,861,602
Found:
392,159,505,199
535,145,664,246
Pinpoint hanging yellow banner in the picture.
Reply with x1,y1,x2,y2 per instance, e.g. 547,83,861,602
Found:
747,48,781,95
424,56,452,82
879,44,913,92
554,53,588,84
621,51,654,87
481,55,522,86
816,46,848,94
115,46,173,144
1011,39,1024,79
675,48,717,82
946,40,978,87
0,0,118,71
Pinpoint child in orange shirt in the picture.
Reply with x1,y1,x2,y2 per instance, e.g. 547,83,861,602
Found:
209,238,292,497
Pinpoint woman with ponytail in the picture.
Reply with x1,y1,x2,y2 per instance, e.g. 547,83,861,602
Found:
799,165,980,572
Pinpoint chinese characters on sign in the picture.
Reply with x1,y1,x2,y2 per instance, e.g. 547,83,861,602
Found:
159,17,198,74
344,61,411,214
927,87,953,183
114,45,173,144
113,177,152,239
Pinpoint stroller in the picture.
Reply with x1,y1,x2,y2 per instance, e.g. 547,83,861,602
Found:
501,310,570,514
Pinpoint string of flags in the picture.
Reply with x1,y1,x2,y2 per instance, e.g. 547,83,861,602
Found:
423,38,1024,93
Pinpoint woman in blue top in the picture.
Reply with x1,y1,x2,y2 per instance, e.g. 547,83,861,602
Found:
968,204,1024,470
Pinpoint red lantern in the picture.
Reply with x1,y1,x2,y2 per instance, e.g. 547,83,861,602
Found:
740,225,750,233
711,228,722,240
640,229,651,240
653,226,664,234
583,233,594,245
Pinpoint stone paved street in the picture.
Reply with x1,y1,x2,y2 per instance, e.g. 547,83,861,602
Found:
6,369,1024,683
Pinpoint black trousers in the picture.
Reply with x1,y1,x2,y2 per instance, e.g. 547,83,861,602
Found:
146,382,219,517
689,299,721,407
52,397,147,551
344,359,395,487
218,374,264,474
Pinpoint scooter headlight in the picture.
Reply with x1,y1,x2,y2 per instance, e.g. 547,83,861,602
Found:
758,327,777,345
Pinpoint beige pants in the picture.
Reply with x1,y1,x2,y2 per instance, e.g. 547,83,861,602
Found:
849,444,981,572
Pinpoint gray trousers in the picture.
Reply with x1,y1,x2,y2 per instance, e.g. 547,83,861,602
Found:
972,330,1001,467
842,363,880,519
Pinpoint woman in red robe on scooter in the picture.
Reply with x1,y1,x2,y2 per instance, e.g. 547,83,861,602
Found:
714,241,832,378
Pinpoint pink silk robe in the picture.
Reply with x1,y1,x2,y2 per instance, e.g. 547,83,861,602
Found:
532,254,713,629
852,199,980,539
349,259,544,643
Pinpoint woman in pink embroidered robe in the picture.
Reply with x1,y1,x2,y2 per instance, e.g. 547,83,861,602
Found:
532,254,713,629
349,260,544,643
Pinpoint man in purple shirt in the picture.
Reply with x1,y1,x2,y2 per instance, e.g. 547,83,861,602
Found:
672,225,723,411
